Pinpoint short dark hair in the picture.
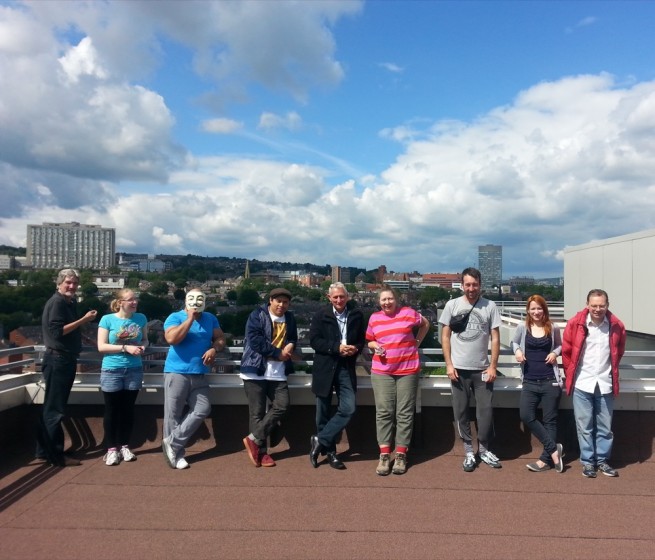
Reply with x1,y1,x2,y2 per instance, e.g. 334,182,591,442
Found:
586,289,609,304
461,267,481,283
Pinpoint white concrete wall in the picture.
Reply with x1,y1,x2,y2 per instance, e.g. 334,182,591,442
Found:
564,228,655,335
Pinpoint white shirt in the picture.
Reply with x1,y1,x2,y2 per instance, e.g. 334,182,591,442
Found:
575,315,612,394
239,313,287,381
334,307,348,344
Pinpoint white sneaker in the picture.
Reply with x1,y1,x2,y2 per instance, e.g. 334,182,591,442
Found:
462,452,477,472
175,457,190,470
161,436,176,469
104,449,120,466
479,450,502,468
120,446,136,462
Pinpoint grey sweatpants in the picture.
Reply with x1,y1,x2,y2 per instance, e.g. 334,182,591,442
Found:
163,373,211,459
450,369,495,452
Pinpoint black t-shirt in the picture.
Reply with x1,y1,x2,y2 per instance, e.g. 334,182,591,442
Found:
42,292,81,355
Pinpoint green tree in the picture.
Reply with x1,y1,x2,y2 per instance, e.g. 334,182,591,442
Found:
226,290,237,302
319,280,331,292
148,280,169,297
137,293,174,322
237,288,260,306
216,309,253,336
78,297,108,319
0,311,33,333
126,272,142,289
80,282,98,298
418,287,450,308
305,289,323,302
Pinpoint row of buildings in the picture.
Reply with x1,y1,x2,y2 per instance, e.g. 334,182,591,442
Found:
2,222,561,291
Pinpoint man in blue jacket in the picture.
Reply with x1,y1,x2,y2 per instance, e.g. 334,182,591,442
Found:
309,282,365,469
241,287,297,468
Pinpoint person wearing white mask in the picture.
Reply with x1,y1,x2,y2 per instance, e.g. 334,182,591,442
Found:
161,289,225,469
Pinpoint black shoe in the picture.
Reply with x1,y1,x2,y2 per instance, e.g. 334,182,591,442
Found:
582,464,597,478
598,462,618,477
310,435,322,468
326,451,346,470
526,462,551,472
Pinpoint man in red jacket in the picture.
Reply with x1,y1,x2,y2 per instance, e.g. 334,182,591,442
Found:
562,289,626,478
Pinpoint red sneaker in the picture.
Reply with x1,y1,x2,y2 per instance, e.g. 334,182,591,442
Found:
243,437,261,467
260,452,276,467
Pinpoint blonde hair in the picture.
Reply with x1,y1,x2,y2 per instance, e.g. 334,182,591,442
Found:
110,289,134,313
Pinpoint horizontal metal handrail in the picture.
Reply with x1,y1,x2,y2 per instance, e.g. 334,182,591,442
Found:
3,344,655,380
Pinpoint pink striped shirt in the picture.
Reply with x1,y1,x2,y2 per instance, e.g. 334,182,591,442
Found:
366,306,423,376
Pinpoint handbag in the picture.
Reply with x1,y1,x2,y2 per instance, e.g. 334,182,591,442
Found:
449,299,479,333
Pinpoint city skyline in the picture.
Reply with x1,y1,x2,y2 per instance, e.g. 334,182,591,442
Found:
2,2,655,278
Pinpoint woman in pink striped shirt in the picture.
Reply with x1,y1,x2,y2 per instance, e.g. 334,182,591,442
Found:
366,287,430,475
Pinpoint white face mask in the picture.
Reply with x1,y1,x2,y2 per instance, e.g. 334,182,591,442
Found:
186,292,206,313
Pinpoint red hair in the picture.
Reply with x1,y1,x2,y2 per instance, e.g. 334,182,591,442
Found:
525,294,552,337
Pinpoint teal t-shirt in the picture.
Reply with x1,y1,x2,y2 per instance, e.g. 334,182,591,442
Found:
99,312,147,369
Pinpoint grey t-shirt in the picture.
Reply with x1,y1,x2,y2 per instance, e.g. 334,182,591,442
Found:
439,296,501,370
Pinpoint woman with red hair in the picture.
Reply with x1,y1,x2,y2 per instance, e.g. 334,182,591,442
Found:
511,295,564,473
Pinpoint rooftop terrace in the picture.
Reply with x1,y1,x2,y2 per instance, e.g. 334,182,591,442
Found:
1,309,654,558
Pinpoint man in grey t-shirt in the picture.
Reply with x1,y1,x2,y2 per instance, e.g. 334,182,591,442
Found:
439,267,501,472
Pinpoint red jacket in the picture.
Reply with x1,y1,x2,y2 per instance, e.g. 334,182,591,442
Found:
562,309,626,396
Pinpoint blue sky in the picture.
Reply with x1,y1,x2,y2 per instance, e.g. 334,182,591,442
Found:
2,0,655,278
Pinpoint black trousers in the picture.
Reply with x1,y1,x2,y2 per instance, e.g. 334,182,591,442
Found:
36,352,77,464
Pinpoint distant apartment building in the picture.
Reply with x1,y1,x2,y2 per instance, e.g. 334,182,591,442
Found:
478,244,502,291
382,272,410,291
508,276,535,288
27,222,115,270
0,254,16,270
93,275,126,292
422,272,461,289
278,270,303,283
131,258,167,273
331,265,351,284
298,272,324,288
117,253,170,274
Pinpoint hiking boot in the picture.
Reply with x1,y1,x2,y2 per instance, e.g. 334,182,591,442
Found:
392,452,407,475
376,453,391,476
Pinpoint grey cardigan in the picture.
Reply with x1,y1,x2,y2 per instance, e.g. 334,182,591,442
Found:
511,322,563,386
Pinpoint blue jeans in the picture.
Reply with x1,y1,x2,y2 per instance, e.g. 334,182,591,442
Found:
101,366,143,392
316,367,356,453
573,386,614,466
520,379,561,465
